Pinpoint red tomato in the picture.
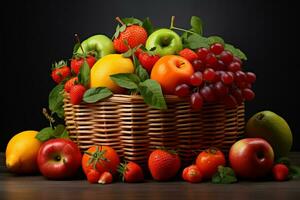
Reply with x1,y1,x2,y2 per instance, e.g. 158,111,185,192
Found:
196,148,226,179
82,146,120,176
182,165,203,183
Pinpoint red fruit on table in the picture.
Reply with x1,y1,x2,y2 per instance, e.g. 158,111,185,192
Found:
272,164,289,181
118,161,144,183
229,138,274,179
86,169,101,184
182,165,203,183
98,171,113,184
196,148,226,179
37,138,82,179
148,149,181,181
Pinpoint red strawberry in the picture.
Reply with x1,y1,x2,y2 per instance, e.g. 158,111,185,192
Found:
64,77,78,92
118,161,144,183
182,165,203,183
98,171,113,184
148,149,181,181
138,52,160,73
51,61,71,84
86,169,101,184
273,164,289,181
179,48,198,62
113,25,148,53
71,56,96,75
134,48,143,58
69,84,86,105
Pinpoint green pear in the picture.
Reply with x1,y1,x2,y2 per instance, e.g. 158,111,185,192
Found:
245,111,293,158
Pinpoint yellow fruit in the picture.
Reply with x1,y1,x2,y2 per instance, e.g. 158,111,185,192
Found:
6,130,42,174
90,54,134,93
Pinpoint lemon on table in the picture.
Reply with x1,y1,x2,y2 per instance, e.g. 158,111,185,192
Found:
5,130,42,174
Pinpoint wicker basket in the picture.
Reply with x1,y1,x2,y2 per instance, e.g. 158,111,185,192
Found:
63,94,244,167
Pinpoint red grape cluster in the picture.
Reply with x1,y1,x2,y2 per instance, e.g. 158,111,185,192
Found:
175,43,256,110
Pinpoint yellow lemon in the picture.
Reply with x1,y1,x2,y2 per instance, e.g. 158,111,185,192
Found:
90,54,134,93
6,130,42,174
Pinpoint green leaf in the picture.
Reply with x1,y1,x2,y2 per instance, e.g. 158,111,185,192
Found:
110,73,141,90
122,17,143,26
186,34,209,49
113,24,126,39
35,127,54,142
208,36,225,45
225,44,247,60
49,84,64,118
78,60,90,87
133,55,149,82
142,17,154,35
212,166,237,184
190,16,203,36
83,87,113,103
276,157,291,167
289,165,300,179
60,129,69,139
122,49,134,58
139,79,167,109
52,124,65,137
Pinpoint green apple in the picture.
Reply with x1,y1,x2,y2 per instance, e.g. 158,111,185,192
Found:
77,35,115,59
146,29,182,56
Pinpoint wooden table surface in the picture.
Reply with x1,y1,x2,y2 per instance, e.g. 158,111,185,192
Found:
1,152,300,200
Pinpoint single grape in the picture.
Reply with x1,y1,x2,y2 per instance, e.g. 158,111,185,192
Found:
243,88,255,101
221,72,234,85
192,59,204,71
203,68,216,82
214,71,225,82
205,53,218,66
235,71,247,83
222,95,238,108
214,81,229,97
190,92,204,110
210,43,224,55
228,62,241,72
219,50,233,64
246,72,256,84
231,88,244,105
215,60,226,70
196,48,209,61
233,56,242,65
236,81,248,89
200,85,216,102
190,72,203,86
174,84,190,97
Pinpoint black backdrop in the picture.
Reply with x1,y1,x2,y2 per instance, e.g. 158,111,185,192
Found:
0,0,299,152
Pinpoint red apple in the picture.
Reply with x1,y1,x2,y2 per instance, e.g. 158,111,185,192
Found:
229,138,274,179
37,138,82,179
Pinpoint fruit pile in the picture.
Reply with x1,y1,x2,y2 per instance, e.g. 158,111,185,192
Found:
48,16,256,117
4,16,299,184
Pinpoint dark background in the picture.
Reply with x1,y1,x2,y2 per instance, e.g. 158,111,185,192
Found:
0,0,298,152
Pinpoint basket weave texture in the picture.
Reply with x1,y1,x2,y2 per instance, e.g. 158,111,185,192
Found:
63,94,244,167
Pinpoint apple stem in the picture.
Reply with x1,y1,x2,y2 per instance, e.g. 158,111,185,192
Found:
74,33,85,53
115,17,125,26
170,16,198,35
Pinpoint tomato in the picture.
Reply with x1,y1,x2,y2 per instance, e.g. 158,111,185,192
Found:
82,145,120,176
182,165,203,183
196,148,226,179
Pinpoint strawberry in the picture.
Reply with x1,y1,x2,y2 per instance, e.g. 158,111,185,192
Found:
134,48,143,58
273,164,289,181
118,161,144,183
98,171,113,184
148,149,181,181
138,52,160,73
70,56,96,75
179,48,198,62
64,77,78,92
51,60,71,84
69,84,86,105
182,165,203,183
86,169,101,184
113,25,147,53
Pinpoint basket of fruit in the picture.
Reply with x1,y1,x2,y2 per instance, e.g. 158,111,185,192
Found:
49,16,256,167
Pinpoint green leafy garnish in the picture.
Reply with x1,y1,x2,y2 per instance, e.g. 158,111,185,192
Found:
212,166,237,184
142,17,154,35
133,54,149,82
185,34,209,49
225,44,247,60
83,87,113,103
110,73,140,90
190,16,203,35
49,84,64,118
78,60,90,87
122,17,143,26
208,36,225,45
36,124,69,142
113,24,126,39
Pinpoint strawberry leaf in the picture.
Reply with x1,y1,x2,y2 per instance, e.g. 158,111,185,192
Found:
113,24,126,39
142,17,154,35
122,17,143,26
49,83,64,118
110,73,141,90
190,16,203,36
139,79,167,109
78,60,90,87
83,87,113,103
